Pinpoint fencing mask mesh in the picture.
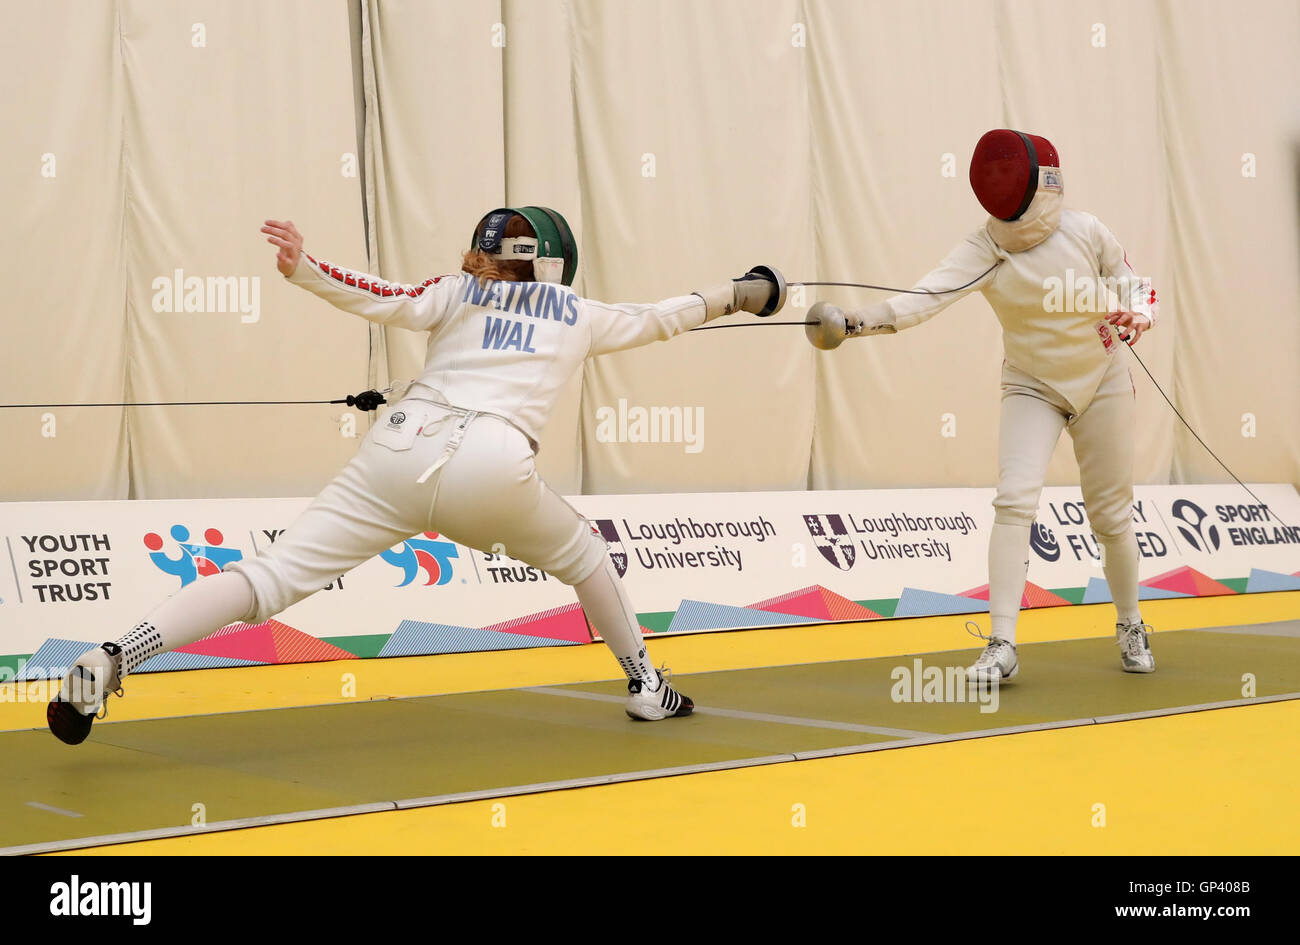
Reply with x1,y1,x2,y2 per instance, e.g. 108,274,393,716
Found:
969,129,1061,221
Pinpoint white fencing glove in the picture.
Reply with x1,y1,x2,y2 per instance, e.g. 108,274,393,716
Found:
806,301,896,350
694,266,787,321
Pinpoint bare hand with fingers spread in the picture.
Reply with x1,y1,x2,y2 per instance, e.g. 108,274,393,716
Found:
262,219,303,277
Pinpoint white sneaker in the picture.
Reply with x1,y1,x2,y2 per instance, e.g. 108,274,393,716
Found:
625,668,694,721
1116,621,1156,673
47,642,123,745
966,621,1019,684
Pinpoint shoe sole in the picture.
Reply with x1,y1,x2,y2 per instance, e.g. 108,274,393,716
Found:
47,698,94,745
625,702,695,721
967,662,1018,685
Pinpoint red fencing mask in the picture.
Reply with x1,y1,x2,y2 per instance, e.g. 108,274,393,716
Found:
969,129,1061,221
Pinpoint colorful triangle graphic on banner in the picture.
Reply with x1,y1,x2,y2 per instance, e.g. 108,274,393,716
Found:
1081,578,1112,604
379,621,576,657
749,585,881,621
589,624,660,643
667,600,822,633
177,620,277,662
176,619,352,664
1138,585,1191,600
135,652,264,673
893,588,988,618
1245,568,1300,593
17,638,96,680
267,623,359,663
1082,578,1191,604
320,634,391,659
1142,566,1237,597
1023,583,1075,607
960,582,1071,608
482,603,593,644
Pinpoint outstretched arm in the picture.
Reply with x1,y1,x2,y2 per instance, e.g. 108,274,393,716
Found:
262,219,456,332
805,233,999,349
586,268,782,356
871,232,1001,332
585,295,710,356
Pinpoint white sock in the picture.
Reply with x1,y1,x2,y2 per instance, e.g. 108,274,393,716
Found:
574,558,660,690
115,571,255,676
1099,527,1142,625
988,522,1031,645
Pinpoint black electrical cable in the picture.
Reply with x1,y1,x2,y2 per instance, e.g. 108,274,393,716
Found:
692,265,1287,526
690,321,818,331
792,262,1001,295
688,263,1001,332
0,264,1284,530
1124,342,1286,524
0,399,346,409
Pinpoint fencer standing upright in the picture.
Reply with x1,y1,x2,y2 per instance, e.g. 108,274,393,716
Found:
808,130,1159,682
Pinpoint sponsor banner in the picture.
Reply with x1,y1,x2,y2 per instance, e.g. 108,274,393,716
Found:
0,484,1297,675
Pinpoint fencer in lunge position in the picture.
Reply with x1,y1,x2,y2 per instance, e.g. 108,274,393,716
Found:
807,130,1159,683
48,206,786,744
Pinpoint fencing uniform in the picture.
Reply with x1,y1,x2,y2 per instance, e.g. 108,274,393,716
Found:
877,208,1159,649
57,255,717,741
45,202,791,743
228,255,710,621
798,130,1159,678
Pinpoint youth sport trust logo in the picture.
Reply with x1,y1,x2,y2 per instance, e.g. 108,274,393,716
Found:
380,532,459,586
144,526,242,587
803,514,856,571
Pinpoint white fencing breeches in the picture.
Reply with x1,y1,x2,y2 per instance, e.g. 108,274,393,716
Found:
993,356,1137,535
988,356,1142,638
228,401,607,624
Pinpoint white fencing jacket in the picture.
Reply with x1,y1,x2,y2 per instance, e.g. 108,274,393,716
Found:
289,253,707,445
881,210,1159,413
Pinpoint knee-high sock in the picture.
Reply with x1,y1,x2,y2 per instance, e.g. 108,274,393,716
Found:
574,558,659,689
115,571,255,676
1099,526,1141,625
988,522,1031,644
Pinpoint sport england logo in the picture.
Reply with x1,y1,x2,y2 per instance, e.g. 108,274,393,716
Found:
592,519,628,577
1171,499,1221,553
144,526,242,587
803,514,856,571
380,532,460,586
1029,522,1061,562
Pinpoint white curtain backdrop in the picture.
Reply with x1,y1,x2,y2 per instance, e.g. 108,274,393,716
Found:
2,0,1296,501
